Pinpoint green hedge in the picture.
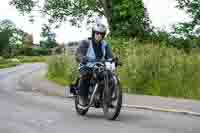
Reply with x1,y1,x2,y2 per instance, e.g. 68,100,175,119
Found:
19,48,50,56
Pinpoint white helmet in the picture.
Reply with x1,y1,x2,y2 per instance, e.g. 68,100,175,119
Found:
92,23,107,38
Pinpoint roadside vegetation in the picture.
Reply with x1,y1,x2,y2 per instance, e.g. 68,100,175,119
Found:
0,56,49,69
0,56,20,69
7,0,200,100
0,19,62,69
47,37,200,100
110,38,200,100
47,53,78,86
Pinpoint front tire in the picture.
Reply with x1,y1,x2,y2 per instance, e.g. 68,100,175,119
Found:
103,76,122,120
75,96,88,116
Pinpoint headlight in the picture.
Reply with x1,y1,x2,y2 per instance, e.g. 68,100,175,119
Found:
105,62,116,71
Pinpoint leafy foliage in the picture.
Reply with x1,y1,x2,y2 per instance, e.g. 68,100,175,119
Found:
10,0,107,27
40,24,58,48
10,0,151,38
174,0,200,37
0,19,27,57
111,0,152,38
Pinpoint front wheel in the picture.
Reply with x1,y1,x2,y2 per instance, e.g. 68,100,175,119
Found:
75,96,88,116
103,76,122,120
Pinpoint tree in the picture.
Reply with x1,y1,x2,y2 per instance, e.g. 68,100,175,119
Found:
0,19,28,57
174,0,200,37
0,19,17,57
9,0,110,28
111,0,152,38
40,24,57,48
10,0,151,38
0,30,10,56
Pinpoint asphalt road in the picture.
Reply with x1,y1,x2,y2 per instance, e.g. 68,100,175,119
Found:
0,63,199,133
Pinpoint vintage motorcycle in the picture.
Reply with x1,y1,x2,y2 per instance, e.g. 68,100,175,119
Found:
70,58,122,120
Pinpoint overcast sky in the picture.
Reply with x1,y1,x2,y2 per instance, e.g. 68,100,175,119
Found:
0,0,189,44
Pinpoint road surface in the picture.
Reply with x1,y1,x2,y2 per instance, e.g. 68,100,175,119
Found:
0,63,199,133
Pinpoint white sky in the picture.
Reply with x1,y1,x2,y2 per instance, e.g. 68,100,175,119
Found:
0,0,189,44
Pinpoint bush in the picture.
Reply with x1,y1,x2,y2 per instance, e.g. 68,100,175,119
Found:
30,48,50,56
19,47,50,56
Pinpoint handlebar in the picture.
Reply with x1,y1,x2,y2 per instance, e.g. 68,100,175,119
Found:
88,57,122,66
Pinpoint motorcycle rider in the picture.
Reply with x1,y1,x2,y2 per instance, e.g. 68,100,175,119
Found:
75,22,114,106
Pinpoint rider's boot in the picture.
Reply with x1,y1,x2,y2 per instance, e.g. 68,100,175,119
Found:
79,96,88,106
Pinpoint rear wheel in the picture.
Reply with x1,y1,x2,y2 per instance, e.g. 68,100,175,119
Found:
103,76,122,120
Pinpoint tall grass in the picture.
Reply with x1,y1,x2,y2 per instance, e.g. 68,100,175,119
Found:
16,56,48,63
47,38,200,100
47,53,79,86
118,43,200,100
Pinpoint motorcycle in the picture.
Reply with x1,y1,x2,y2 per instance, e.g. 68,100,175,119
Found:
70,57,122,120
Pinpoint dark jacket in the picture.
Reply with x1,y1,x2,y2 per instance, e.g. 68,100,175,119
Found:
75,38,113,63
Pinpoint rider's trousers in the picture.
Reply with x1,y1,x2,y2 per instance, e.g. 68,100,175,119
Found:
79,66,92,97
